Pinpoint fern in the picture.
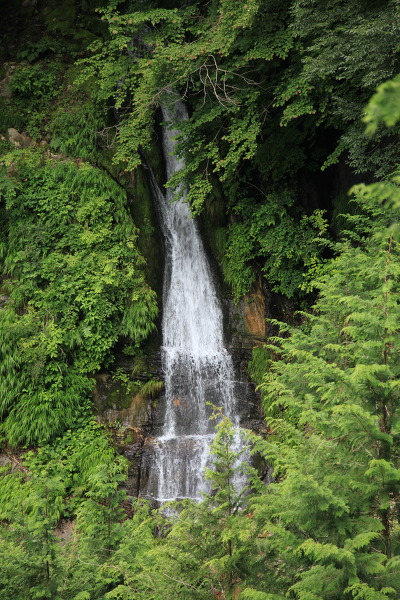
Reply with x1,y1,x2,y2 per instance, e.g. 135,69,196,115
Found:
140,379,164,399
0,150,157,446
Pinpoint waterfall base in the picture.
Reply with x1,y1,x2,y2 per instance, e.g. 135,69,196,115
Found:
140,433,214,502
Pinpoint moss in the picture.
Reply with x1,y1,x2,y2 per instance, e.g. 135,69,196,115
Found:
197,179,235,301
127,129,168,298
144,129,166,185
128,165,164,296
107,385,135,411
94,373,139,412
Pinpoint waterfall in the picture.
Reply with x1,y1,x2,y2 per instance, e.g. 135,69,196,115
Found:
140,99,242,502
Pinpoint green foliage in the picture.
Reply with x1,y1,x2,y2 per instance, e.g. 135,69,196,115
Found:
140,378,164,399
77,0,400,301
226,191,327,299
10,63,61,99
64,498,154,600
49,99,107,160
0,468,64,600
9,61,63,139
16,36,67,62
276,0,400,177
3,4,400,600
0,419,144,600
364,74,400,134
136,416,266,600
225,222,257,299
0,150,157,445
249,190,400,598
77,0,291,210
248,346,271,402
241,592,286,600
0,98,25,134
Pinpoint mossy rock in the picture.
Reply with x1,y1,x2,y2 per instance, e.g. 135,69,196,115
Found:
94,374,152,429
94,373,139,412
127,165,164,297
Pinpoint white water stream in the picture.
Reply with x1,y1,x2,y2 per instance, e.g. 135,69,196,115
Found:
141,100,242,502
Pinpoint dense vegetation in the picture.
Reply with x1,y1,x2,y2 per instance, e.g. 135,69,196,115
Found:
1,0,400,598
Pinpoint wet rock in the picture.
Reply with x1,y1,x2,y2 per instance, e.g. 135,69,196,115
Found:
140,435,212,502
93,357,162,497
93,369,153,425
243,288,266,339
231,281,267,346
103,392,150,429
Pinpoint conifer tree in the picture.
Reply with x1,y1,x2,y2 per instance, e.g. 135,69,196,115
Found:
243,190,400,599
140,416,264,600
61,495,155,600
0,464,65,599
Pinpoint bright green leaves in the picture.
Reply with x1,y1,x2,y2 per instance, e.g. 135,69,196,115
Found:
364,74,400,134
345,583,398,600
216,111,262,177
76,0,341,303
287,0,400,96
275,75,316,126
0,304,93,446
0,451,68,600
213,0,261,55
77,5,199,170
241,592,287,600
49,98,107,161
0,420,152,600
10,62,61,100
0,150,157,445
277,0,400,176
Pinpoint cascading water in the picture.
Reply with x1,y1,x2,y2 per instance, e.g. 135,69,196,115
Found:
140,99,243,502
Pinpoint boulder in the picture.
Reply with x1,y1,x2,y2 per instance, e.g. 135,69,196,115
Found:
7,127,35,149
0,73,12,98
